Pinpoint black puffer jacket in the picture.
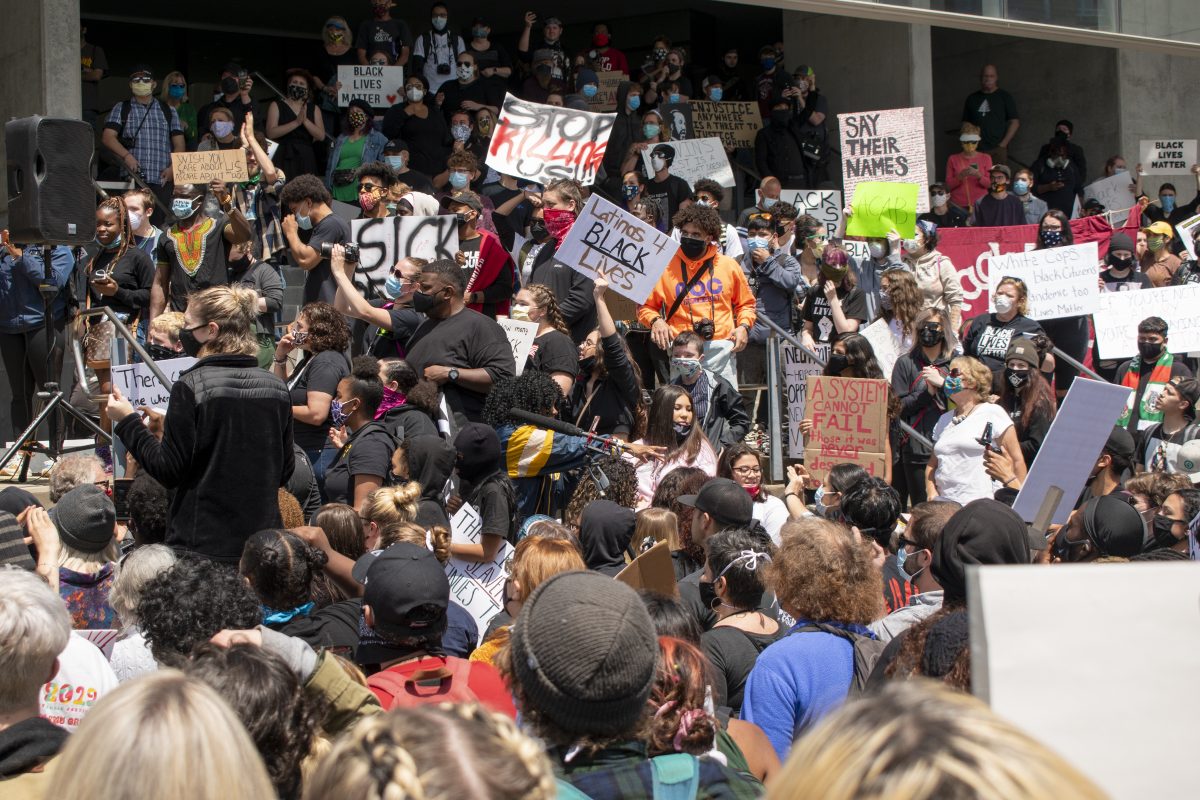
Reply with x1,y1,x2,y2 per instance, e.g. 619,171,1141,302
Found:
116,353,294,563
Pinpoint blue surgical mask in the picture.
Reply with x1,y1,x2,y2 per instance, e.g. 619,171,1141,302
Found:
668,93,681,104
449,171,470,189
762,196,778,208
99,234,123,251
628,95,641,111
171,197,198,218
385,155,405,171
761,57,775,70
942,376,964,398
643,123,660,139
1012,179,1030,196
582,84,598,99
384,274,405,299
1162,195,1177,213
748,236,770,250
896,546,924,583
709,88,723,101
295,212,313,230
167,84,185,100
621,183,639,200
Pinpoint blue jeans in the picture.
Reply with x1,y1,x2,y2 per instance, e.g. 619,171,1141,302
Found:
304,445,338,501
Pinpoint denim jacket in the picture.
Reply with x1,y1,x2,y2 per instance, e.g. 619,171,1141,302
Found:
0,245,75,333
324,130,389,189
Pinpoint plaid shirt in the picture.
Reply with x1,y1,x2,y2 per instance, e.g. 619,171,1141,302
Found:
104,98,182,184
230,174,287,262
554,742,763,800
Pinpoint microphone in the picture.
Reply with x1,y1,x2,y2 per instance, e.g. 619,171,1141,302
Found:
508,408,588,438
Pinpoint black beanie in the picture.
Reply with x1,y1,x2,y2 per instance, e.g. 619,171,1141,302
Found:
932,499,1030,604
453,422,502,482
510,571,657,737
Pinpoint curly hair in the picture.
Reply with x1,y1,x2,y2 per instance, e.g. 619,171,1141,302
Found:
631,199,660,227
185,643,324,800
380,358,442,417
949,356,993,396
279,174,332,207
646,636,718,757
692,178,724,203
354,160,395,188
446,149,478,172
1125,471,1191,509
482,371,565,428
136,558,261,665
881,269,922,337
522,284,570,336
671,204,722,241
278,489,305,529
126,472,169,546
883,606,971,691
564,453,638,525
239,529,330,612
298,301,351,354
344,355,384,417
770,518,884,625
651,466,709,563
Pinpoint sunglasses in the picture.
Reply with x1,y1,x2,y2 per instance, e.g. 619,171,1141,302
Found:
749,212,773,222
131,77,153,84
358,183,384,192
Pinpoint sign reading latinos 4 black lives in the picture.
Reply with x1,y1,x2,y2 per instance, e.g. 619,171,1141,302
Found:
838,106,929,212
486,94,616,186
350,215,459,287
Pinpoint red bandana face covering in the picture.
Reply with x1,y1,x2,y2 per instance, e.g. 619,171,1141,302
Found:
744,484,760,499
543,208,576,245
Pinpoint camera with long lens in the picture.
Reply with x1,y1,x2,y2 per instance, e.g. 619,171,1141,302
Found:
320,242,359,263
692,318,715,341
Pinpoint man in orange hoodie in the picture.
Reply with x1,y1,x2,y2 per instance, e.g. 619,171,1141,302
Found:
638,205,756,388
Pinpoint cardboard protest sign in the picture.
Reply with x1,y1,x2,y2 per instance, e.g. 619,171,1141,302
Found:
110,356,196,413
802,376,889,480
1012,378,1132,526
444,502,514,642
554,194,680,304
969,563,1200,799
780,189,842,236
1178,213,1200,260
1093,284,1200,360
783,343,828,459
639,137,735,188
658,103,694,140
337,64,405,107
845,181,918,238
838,107,929,212
1082,172,1136,218
858,319,901,380
170,150,248,184
986,241,1099,320
690,101,760,149
498,318,538,376
615,541,677,597
1138,138,1197,174
487,94,616,186
350,215,459,285
585,71,625,113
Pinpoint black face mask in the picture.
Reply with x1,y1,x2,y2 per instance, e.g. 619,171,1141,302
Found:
1138,341,1164,362
827,352,848,375
227,255,249,272
411,289,444,314
679,236,707,260
221,76,240,95
179,326,204,357
1150,514,1181,549
1005,368,1029,390
698,579,718,610
918,326,942,347
145,343,179,361
1106,252,1134,272
530,218,550,242
579,355,596,373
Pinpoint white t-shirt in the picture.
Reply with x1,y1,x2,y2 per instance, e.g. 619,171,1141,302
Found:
930,403,1013,505
752,493,789,546
40,634,119,731
110,629,159,683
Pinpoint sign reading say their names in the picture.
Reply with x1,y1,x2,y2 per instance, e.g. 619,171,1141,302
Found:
498,318,538,376
350,215,459,285
783,343,829,459
110,356,196,413
986,241,1099,320
838,106,929,212
444,502,513,643
1138,138,1198,175
555,194,680,305
487,94,615,186
690,101,760,149
803,375,889,480
639,137,735,188
171,150,248,184
780,189,842,236
1093,284,1200,360
337,64,405,107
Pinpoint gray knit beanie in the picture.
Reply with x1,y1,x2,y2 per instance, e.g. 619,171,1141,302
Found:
510,570,657,737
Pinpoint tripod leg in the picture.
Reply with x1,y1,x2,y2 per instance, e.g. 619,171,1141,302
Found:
0,395,61,475
56,397,113,441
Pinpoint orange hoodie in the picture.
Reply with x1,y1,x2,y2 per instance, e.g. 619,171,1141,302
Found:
637,243,757,340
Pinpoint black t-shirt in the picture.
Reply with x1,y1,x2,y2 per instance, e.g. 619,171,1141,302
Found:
290,350,350,450
404,308,516,425
85,247,155,319
919,206,969,228
529,330,579,378
643,174,693,230
156,213,231,312
1101,268,1152,292
355,19,412,61
322,422,396,505
962,313,1043,371
395,168,435,194
701,624,785,714
300,213,351,305
801,285,868,343
482,184,532,249
466,474,515,543
439,79,502,120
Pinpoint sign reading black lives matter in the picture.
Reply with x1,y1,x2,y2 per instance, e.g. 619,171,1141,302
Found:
486,94,616,186
555,194,680,305
838,106,929,212
350,215,460,287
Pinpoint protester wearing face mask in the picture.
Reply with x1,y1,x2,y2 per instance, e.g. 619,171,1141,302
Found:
619,109,670,185
518,13,568,85
945,123,992,212
973,164,1025,227
892,309,956,506
197,62,255,142
601,82,643,198
101,65,185,209
312,17,357,134
412,2,465,93
519,48,567,104
1139,220,1182,286
322,356,394,511
435,148,483,195
436,52,502,122
1032,139,1082,214
379,138,433,194
925,357,1026,505
279,174,351,306
122,188,161,258
870,500,957,643
1115,316,1194,432
995,338,1055,465
639,144,694,234
264,69,325,181
325,99,387,202
625,386,717,508
919,183,968,229
355,0,411,67
529,179,597,344
753,44,792,120
793,214,827,290
1144,166,1200,226
442,110,486,167
741,212,801,342
332,243,424,359
198,107,240,152
755,96,809,190
960,276,1044,379
671,331,751,452
1008,167,1047,224
511,285,578,396
82,196,155,342
900,220,964,333
736,177,783,232
106,286,293,563
143,312,186,361
447,190,514,318
800,245,868,350
1033,210,1087,397
158,70,196,148
382,76,450,175
1141,488,1200,559
465,16,512,80
845,225,904,323
226,239,282,368
1052,495,1147,564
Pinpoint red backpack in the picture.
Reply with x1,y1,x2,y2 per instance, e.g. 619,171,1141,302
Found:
367,656,480,709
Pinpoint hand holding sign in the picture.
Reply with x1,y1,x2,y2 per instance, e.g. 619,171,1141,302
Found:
845,182,918,238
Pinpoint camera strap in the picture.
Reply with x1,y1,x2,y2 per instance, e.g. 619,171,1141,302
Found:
663,256,715,325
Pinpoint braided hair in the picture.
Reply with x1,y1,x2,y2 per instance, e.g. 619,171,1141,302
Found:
239,529,329,612
523,283,570,336
90,195,133,273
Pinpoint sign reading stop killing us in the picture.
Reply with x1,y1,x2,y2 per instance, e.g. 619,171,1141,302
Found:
486,94,616,186
555,194,680,305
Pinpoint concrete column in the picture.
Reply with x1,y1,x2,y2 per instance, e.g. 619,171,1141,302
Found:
909,23,937,181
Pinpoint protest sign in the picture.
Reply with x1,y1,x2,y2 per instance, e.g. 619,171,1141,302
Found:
969,563,1200,799
444,502,513,642
658,103,694,140
498,318,538,376
639,137,735,188
585,71,625,113
1092,284,1200,360
170,150,247,184
859,319,902,380
110,356,196,413
350,215,459,285
783,343,829,458
615,541,676,597
838,107,928,212
554,193,680,304
1177,213,1200,260
1082,172,1136,219
690,101,760,149
985,241,1099,320
1138,138,1197,175
779,189,842,235
845,181,918,238
337,64,405,107
802,376,889,480
487,94,615,186
1012,378,1132,526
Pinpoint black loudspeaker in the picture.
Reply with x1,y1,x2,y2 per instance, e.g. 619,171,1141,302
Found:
6,116,96,245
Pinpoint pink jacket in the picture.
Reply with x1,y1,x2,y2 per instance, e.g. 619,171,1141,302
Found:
945,151,993,211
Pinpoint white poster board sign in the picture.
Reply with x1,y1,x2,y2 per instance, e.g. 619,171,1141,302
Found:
970,563,1200,800
554,193,680,305
837,107,929,212
337,65,405,107
1011,378,1132,526
1177,213,1200,260
640,137,735,189
486,94,615,186
1138,138,1198,175
110,356,196,413
1082,172,1136,218
1093,284,1200,360
859,319,902,380
780,189,843,236
498,318,538,376
986,241,1099,320
782,343,829,459
350,215,459,284
443,502,514,643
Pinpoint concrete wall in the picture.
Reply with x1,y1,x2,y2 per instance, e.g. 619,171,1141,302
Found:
1117,49,1200,198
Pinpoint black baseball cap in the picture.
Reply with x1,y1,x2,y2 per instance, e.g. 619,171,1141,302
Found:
129,64,154,79
1103,426,1135,461
677,477,753,528
383,138,409,153
356,543,449,642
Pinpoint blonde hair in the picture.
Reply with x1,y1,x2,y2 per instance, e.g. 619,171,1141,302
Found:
635,507,679,551
363,483,420,537
995,276,1029,316
58,540,119,575
150,311,187,345
159,71,188,103
187,285,259,356
949,356,994,396
769,681,1106,800
303,703,556,800
109,544,177,629
279,488,305,528
380,520,451,564
0,567,71,713
543,179,585,213
523,283,570,336
47,670,275,800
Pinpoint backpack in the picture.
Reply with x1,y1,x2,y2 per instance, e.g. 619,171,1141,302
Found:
366,656,480,709
116,98,174,145
555,753,701,800
794,622,886,696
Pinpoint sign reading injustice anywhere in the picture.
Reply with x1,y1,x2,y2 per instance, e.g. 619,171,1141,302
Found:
487,94,615,185
555,194,680,304
690,101,760,149
838,107,929,212
779,190,842,235
171,150,248,184
110,356,196,413
350,215,459,286
337,65,405,107
986,241,1099,321
803,375,889,480
639,137,735,188
783,343,828,459
1138,139,1198,175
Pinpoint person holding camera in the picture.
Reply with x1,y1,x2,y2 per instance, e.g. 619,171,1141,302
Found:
279,175,352,306
638,205,756,390
197,62,256,141
754,82,825,190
